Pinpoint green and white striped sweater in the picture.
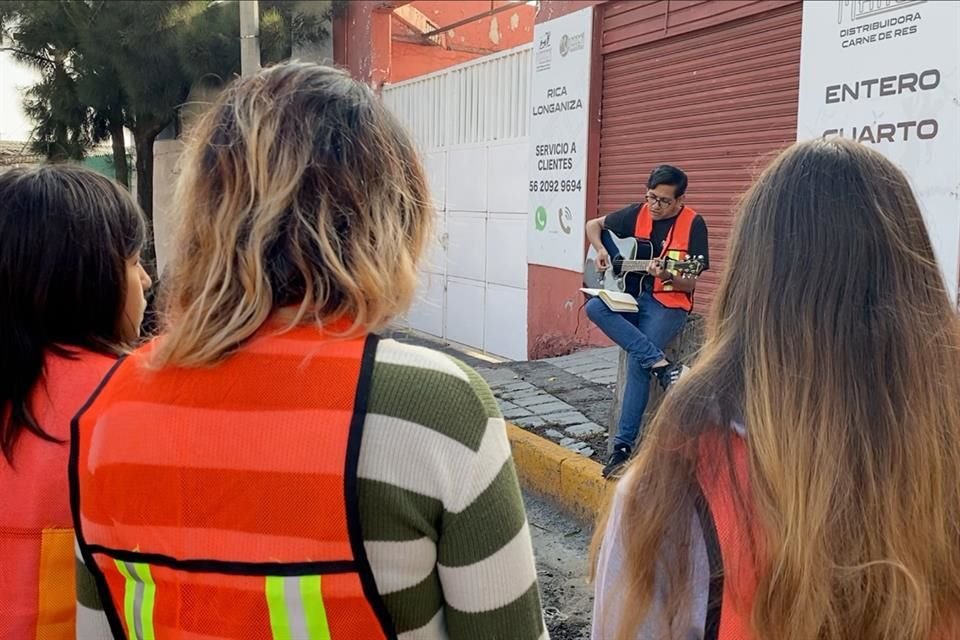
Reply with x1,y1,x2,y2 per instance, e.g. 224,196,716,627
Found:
75,338,547,639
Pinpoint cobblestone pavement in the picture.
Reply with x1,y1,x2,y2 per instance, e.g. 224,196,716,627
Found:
384,328,616,463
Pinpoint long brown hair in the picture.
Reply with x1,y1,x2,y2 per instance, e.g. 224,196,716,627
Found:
592,138,960,639
153,62,432,367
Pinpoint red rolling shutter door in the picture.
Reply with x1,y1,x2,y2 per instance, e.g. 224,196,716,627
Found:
598,1,802,307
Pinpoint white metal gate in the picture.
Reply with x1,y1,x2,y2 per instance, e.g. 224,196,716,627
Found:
383,45,532,360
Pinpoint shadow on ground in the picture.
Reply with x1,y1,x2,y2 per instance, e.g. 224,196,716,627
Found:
525,492,594,640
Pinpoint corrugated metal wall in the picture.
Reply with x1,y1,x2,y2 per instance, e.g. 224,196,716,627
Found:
382,44,531,150
598,0,802,306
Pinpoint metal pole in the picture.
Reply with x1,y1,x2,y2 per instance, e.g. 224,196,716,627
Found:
239,0,261,77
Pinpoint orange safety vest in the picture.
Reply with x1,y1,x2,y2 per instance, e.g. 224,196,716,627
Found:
694,433,958,639
70,324,394,640
634,204,698,312
695,432,758,640
2,350,115,640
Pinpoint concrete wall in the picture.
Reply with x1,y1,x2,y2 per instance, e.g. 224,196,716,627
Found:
391,41,482,82
152,139,184,276
334,1,536,85
391,1,535,82
407,0,534,49
535,0,606,22
153,78,225,276
334,1,393,87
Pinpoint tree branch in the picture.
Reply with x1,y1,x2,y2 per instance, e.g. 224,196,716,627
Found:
0,45,54,66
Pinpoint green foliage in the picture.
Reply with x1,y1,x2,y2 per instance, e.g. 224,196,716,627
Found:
22,67,92,161
0,0,331,159
0,0,331,256
176,1,240,83
1,0,87,159
262,0,333,53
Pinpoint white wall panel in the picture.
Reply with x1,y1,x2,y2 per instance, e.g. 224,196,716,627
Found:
424,150,446,211
383,45,531,149
487,141,529,214
484,284,527,360
407,271,444,338
446,213,486,281
383,45,532,359
445,147,487,212
486,215,526,289
421,213,446,276
445,278,484,348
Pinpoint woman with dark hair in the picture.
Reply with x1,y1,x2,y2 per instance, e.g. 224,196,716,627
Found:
0,165,150,638
592,138,960,640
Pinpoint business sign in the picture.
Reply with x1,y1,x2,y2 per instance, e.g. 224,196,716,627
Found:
527,7,593,272
797,0,960,301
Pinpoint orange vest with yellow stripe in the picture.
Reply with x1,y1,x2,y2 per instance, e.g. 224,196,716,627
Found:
70,324,394,640
634,204,698,312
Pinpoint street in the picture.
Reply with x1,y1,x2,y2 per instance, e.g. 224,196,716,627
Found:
525,493,594,640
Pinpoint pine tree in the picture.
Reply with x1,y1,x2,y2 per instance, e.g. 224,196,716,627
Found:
0,0,330,270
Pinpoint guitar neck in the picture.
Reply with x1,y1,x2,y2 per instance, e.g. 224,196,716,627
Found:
618,259,652,273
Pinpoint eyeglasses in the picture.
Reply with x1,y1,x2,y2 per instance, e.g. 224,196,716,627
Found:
645,193,675,208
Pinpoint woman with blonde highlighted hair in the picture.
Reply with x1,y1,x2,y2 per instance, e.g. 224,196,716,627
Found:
591,138,960,640
72,62,546,640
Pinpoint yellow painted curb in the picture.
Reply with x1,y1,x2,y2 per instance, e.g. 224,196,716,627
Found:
507,423,615,524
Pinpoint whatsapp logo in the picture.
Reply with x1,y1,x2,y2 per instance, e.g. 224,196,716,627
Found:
534,205,548,230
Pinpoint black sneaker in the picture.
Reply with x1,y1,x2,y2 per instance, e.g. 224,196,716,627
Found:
652,361,689,391
602,444,631,479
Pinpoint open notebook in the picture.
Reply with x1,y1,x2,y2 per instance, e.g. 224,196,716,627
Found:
580,288,638,313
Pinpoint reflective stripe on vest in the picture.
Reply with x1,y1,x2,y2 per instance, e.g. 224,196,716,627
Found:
71,324,394,639
114,561,156,640
35,527,78,638
634,204,698,311
266,575,330,640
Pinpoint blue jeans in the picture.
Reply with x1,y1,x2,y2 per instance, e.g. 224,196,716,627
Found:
586,291,687,449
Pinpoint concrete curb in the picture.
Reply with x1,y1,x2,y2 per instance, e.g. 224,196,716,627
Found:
507,423,614,524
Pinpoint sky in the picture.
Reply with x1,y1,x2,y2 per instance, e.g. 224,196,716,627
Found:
0,51,40,142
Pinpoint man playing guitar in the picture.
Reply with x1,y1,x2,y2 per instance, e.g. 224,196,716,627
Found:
585,165,709,478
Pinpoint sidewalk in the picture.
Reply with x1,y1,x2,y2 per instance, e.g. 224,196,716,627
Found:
385,328,618,521
384,328,616,463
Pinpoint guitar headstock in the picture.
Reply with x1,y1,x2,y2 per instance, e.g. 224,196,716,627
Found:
669,254,706,278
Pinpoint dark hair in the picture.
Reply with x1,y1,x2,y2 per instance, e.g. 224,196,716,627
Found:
0,165,146,463
646,164,688,198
